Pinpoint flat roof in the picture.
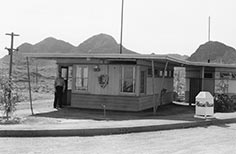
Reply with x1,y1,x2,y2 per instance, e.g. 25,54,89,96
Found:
23,53,236,69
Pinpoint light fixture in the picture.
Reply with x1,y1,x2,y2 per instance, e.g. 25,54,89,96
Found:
94,65,100,72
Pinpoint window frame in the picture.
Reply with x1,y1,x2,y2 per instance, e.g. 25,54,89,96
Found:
120,65,136,94
74,65,89,92
140,70,146,94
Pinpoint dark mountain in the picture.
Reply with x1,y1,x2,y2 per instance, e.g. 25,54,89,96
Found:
18,37,76,53
74,33,137,54
17,43,34,53
4,34,137,55
188,41,236,64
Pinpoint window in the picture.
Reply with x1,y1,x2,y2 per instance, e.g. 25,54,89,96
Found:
168,70,174,78
220,72,231,79
140,71,145,93
147,68,152,77
154,69,159,77
164,70,168,77
232,73,236,79
75,65,88,91
159,70,163,77
204,72,213,78
121,66,136,93
148,68,173,78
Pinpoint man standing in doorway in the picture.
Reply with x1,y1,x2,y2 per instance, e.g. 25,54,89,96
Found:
54,72,65,109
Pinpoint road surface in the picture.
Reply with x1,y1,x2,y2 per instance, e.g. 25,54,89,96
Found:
0,123,236,154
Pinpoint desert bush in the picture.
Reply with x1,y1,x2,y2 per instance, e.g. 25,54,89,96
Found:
0,76,20,120
214,94,234,112
231,95,236,111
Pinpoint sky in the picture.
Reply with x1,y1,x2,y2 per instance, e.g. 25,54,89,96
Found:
0,0,236,58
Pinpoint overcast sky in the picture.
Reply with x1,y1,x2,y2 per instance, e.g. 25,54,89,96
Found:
0,0,236,58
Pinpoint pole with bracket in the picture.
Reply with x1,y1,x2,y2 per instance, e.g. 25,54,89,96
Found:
5,32,19,120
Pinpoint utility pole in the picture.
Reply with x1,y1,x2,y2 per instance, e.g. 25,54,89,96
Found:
5,32,19,119
26,57,34,115
120,0,124,54
5,32,19,79
208,16,211,42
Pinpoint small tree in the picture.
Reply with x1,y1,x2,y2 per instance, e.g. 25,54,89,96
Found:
0,76,19,121
214,94,234,112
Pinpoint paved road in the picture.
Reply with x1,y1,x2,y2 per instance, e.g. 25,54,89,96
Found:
1,123,236,154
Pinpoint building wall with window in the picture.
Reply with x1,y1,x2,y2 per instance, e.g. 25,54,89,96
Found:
57,58,176,111
215,68,236,96
185,66,236,104
72,64,137,96
70,63,142,111
139,64,175,105
146,76,174,95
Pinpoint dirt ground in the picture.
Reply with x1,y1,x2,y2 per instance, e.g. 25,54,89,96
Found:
1,97,236,154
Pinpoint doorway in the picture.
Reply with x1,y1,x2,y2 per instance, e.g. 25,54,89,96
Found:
189,78,202,105
60,66,72,106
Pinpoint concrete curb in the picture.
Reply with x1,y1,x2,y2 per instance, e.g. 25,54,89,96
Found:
0,118,236,137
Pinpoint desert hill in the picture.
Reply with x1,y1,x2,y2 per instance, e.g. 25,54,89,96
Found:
74,33,137,54
188,41,236,64
12,33,136,55
18,37,75,53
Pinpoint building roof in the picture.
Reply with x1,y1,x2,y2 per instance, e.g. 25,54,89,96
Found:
23,53,236,69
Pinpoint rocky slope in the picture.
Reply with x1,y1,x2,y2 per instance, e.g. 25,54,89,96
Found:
188,41,236,64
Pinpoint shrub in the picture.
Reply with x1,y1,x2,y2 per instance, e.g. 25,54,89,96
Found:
231,95,236,111
0,77,19,120
214,94,234,112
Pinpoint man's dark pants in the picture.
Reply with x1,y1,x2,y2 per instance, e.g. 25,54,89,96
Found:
54,86,63,108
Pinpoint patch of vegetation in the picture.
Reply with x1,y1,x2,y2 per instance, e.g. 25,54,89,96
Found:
0,117,21,125
0,76,20,122
214,94,235,112
174,67,186,101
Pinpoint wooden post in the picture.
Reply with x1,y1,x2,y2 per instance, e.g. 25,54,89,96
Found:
26,57,34,115
151,60,155,114
201,66,205,91
160,61,169,106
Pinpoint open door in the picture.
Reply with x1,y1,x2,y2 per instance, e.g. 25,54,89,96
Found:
60,66,72,106
189,78,202,105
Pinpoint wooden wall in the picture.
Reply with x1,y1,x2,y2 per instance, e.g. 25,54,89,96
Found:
71,93,157,111
71,63,141,96
138,94,159,110
146,78,173,95
87,65,121,95
58,59,176,111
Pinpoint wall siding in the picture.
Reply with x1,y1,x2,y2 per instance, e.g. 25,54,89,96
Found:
74,64,121,95
71,93,140,111
138,94,159,110
71,93,159,111
146,78,173,95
